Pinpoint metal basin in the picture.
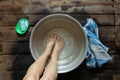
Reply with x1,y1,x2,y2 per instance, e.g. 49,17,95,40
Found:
30,14,88,73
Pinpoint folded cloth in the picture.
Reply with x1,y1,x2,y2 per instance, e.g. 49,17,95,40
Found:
83,18,112,69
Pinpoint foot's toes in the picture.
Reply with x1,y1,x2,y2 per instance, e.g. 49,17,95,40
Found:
57,36,61,41
53,33,57,40
47,33,56,41
56,35,64,47
47,34,64,48
61,38,64,44
51,33,55,39
51,35,64,57
47,34,51,40
60,38,64,47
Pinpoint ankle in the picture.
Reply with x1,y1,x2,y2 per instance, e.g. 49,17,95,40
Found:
51,53,59,59
44,48,52,55
23,73,37,80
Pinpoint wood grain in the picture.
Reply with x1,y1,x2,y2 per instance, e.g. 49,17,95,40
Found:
58,69,120,80
0,54,119,71
0,71,26,80
0,0,116,14
0,70,120,80
115,26,120,48
0,55,34,71
0,27,31,42
0,14,114,26
0,26,115,43
0,41,116,55
114,0,120,48
0,43,30,55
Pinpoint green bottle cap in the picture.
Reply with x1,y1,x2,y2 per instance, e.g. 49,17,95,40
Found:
16,18,30,34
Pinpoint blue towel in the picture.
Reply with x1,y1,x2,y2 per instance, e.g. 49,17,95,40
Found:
83,18,112,69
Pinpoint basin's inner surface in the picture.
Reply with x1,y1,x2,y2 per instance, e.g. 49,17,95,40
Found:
30,14,87,73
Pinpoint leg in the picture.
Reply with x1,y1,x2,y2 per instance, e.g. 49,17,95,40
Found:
40,35,64,80
23,34,57,80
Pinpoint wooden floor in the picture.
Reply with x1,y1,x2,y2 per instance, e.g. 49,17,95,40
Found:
0,0,120,80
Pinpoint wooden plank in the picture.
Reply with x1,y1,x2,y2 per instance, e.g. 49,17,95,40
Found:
58,69,120,80
0,53,119,71
0,71,26,80
0,27,31,42
0,52,119,80
0,70,120,80
0,0,29,14
0,41,116,55
99,27,115,41
102,41,117,55
0,0,45,14
0,59,120,80
30,14,115,26
0,0,115,14
0,26,115,43
48,0,114,13
115,26,120,47
70,14,114,26
118,4,120,14
0,43,30,55
115,14,120,47
101,54,120,70
0,14,114,26
114,0,120,47
114,0,120,14
0,14,29,26
0,55,34,71
35,0,114,6
115,14,120,26
70,0,113,2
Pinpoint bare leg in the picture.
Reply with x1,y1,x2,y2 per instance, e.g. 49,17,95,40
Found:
40,35,64,80
23,34,57,80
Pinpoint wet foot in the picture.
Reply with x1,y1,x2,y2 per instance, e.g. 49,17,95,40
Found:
52,35,64,58
45,33,57,55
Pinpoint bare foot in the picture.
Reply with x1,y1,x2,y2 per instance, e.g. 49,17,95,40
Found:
52,35,64,57
45,33,57,55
